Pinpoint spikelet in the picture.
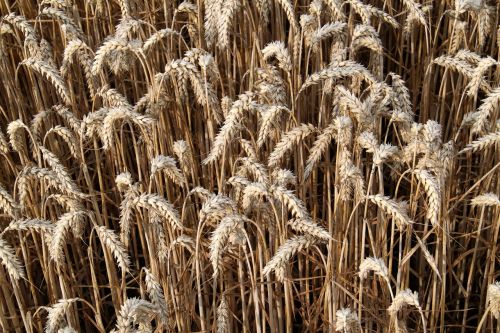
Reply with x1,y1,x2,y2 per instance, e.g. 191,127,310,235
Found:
228,175,251,188
263,235,319,282
366,195,412,230
144,268,168,324
471,193,500,207
357,131,378,152
304,123,336,179
487,281,500,319
162,59,222,122
60,39,96,95
210,214,247,277
413,169,441,227
287,219,331,241
335,308,361,332
217,296,229,333
189,186,214,202
116,172,134,192
118,186,138,247
150,155,186,186
0,236,25,280
351,24,383,55
433,55,474,79
262,41,292,72
44,298,80,333
131,193,182,230
268,124,316,168
455,0,483,12
96,85,131,109
81,109,106,138
94,226,130,272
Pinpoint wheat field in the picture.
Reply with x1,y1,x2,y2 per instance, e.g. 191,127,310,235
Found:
0,0,498,332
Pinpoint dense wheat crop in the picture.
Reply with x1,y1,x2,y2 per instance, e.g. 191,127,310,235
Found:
0,0,498,332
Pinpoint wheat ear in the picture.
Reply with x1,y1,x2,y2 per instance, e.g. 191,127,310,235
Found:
263,235,320,282
94,226,130,272
44,298,80,333
0,236,25,280
144,268,168,324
